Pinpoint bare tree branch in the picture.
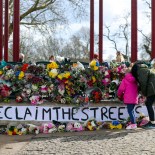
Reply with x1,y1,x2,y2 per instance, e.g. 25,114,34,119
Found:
143,0,151,9
138,29,151,56
103,25,118,51
8,0,89,37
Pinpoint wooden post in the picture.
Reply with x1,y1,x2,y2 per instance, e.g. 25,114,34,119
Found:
90,0,94,61
152,0,155,59
4,0,9,61
0,0,3,60
99,0,103,63
13,0,20,62
131,0,137,62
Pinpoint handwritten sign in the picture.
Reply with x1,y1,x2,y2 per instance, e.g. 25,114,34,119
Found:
0,105,150,122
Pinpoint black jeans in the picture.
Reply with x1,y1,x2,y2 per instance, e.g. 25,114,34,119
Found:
145,95,155,121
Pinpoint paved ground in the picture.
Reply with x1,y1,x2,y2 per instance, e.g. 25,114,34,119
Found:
1,128,155,155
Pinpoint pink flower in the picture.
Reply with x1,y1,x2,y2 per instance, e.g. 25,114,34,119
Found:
102,78,110,86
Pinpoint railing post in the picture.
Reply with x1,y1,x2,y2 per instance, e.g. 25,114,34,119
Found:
131,0,138,62
152,0,155,59
99,0,103,63
90,0,94,61
13,0,20,62
0,0,3,60
4,0,9,61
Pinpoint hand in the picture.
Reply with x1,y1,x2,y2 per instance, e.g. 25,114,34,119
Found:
118,96,123,101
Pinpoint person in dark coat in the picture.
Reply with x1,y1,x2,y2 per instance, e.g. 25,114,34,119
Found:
131,61,155,128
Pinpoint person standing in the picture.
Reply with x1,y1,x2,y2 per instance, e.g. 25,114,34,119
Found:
117,72,139,129
150,59,155,73
19,53,25,62
116,51,125,63
131,62,155,129
93,53,100,66
49,55,55,62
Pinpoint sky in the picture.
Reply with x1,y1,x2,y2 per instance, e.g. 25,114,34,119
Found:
56,0,151,61
22,0,151,61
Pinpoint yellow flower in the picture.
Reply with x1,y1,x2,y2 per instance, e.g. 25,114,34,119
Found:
109,123,115,129
47,62,59,70
117,124,122,129
109,123,122,129
66,85,69,90
14,128,18,133
67,90,71,95
92,76,96,83
90,60,96,67
47,64,50,70
18,71,24,79
64,72,70,79
87,125,94,131
52,62,59,69
7,130,13,136
0,70,3,75
57,73,63,80
58,72,70,80
49,69,58,78
93,66,99,71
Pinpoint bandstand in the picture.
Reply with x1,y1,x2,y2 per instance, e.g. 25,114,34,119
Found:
0,0,155,62
0,0,155,135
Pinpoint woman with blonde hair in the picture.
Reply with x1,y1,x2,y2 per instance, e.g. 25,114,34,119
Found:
116,51,125,63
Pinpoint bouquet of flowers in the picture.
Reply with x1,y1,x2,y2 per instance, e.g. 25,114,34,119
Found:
91,89,102,103
47,61,59,70
0,83,12,101
29,95,43,105
89,60,99,71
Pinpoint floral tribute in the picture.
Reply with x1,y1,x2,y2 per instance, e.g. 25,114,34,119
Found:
0,60,150,136
0,113,149,135
0,60,146,105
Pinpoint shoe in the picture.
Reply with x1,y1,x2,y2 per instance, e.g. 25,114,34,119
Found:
142,122,155,129
126,124,137,130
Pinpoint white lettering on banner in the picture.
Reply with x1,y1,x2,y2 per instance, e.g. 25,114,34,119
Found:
0,105,149,122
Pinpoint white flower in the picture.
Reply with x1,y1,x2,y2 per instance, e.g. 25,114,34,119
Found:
6,69,14,77
40,85,48,93
49,69,58,78
29,95,42,105
58,89,65,96
48,84,54,93
26,89,31,95
61,98,66,104
105,71,109,76
32,84,38,91
77,61,85,70
76,99,80,104
105,78,109,82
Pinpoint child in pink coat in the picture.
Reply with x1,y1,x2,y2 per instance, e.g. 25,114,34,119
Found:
117,72,139,129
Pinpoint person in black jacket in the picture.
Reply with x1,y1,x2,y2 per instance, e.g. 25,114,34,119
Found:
131,61,155,129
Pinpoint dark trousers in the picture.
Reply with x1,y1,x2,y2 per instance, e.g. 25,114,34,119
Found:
127,104,136,124
145,95,155,121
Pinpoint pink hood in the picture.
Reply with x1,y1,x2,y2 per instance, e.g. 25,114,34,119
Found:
117,73,138,104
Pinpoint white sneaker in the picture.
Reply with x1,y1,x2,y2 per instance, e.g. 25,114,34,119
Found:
126,124,137,130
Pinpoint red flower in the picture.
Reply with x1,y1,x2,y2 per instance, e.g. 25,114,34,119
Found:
87,80,93,87
21,64,29,72
16,96,23,103
91,90,102,103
